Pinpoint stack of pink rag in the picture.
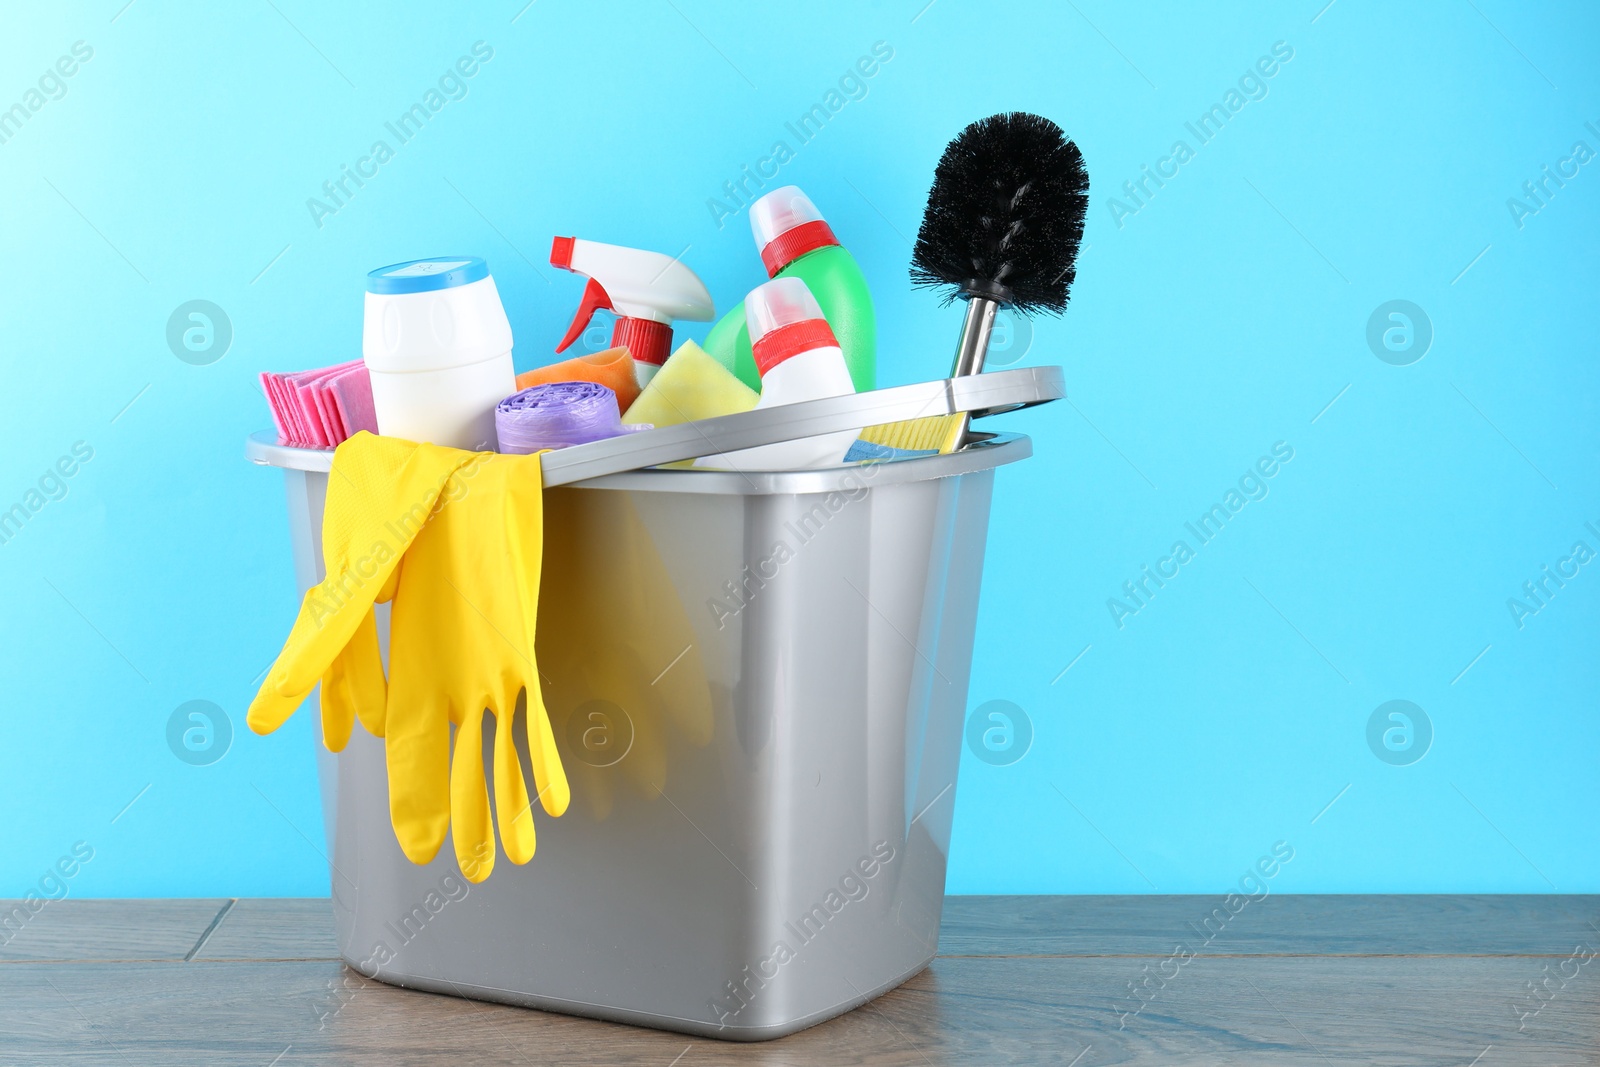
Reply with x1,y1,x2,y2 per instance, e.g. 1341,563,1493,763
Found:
260,360,378,449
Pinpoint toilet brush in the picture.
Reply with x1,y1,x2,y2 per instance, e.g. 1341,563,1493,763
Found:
863,112,1089,453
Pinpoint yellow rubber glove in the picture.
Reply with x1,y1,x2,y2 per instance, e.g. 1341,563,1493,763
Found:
318,603,388,751
321,564,402,750
384,451,570,881
248,433,480,742
249,433,567,884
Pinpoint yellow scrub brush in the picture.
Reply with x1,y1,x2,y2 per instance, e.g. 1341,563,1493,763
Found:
859,413,968,454
863,112,1089,453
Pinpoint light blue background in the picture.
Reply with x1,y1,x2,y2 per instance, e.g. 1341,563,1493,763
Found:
1,1,1594,897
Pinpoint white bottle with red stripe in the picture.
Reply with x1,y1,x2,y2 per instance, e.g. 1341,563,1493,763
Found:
697,277,857,470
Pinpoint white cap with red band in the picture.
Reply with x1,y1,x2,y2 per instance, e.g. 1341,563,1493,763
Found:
695,276,858,471
747,277,842,377
750,186,840,278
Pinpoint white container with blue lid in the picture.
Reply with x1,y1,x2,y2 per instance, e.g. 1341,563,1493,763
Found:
362,255,515,451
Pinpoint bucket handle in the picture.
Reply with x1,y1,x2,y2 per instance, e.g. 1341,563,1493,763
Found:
539,366,1064,487
245,366,1065,484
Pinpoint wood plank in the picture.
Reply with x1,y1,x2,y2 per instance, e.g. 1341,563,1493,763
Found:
0,899,229,963
0,954,1592,1065
15,894,1597,964
190,899,339,961
938,894,1600,957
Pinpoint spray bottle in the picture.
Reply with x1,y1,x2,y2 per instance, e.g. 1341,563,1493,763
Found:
701,186,875,393
550,237,715,388
696,277,858,471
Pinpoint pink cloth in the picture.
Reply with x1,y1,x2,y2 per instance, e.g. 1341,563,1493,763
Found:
260,360,378,449
329,364,378,441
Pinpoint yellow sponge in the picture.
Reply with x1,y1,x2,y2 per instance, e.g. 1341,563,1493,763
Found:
623,340,759,428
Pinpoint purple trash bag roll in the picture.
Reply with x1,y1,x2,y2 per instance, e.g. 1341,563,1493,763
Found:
494,380,650,455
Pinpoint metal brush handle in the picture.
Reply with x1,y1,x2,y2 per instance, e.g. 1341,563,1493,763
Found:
948,295,1003,449
951,296,1001,378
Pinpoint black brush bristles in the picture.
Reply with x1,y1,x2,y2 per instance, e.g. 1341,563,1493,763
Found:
910,112,1089,315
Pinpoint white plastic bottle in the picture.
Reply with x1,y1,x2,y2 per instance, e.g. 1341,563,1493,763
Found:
697,277,857,471
362,256,515,450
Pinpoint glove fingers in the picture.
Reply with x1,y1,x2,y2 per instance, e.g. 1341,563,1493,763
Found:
386,693,451,866
319,607,388,750
497,477,567,822
493,694,536,866
248,562,400,738
250,437,466,739
451,706,495,883
319,677,354,753
247,684,309,741
347,607,388,739
376,564,401,604
524,683,571,818
244,668,316,742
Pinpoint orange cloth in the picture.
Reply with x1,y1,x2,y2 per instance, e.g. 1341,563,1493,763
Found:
515,347,640,414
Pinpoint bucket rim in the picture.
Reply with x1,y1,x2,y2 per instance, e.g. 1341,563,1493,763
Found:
245,429,1032,494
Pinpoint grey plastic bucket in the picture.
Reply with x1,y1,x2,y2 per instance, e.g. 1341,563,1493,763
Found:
247,430,1032,1040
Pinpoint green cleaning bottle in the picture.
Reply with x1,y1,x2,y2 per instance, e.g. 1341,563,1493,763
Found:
703,186,876,393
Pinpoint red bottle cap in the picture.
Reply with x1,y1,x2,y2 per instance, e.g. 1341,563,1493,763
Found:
751,187,840,277
612,317,673,367
746,277,838,377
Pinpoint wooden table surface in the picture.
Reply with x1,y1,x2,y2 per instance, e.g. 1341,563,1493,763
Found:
1,895,1595,1065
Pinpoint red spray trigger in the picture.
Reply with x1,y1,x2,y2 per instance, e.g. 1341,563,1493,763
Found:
555,276,612,354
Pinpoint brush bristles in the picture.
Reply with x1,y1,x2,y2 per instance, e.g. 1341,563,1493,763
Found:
910,112,1089,315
